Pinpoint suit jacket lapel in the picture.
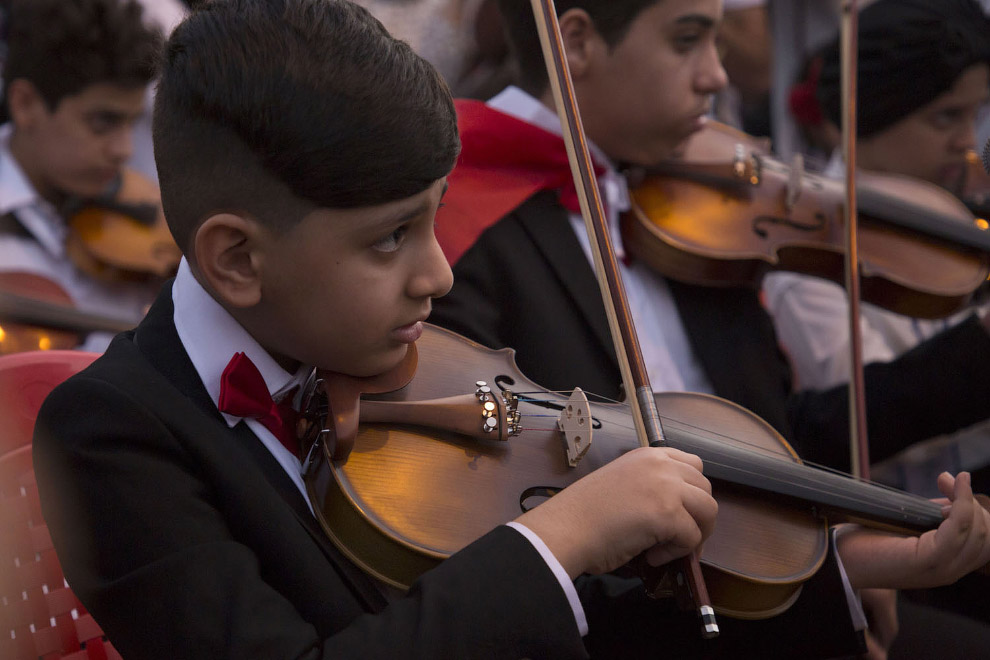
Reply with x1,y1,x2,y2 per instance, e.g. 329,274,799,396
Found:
516,192,617,362
132,283,387,611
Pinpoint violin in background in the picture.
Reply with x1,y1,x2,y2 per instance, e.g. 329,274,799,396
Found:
624,122,990,319
0,273,133,354
62,167,181,282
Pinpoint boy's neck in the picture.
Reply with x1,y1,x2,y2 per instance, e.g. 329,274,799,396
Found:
187,260,303,375
8,129,67,208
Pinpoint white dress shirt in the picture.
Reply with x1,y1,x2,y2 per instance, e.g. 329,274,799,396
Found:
488,87,715,396
0,123,158,351
170,259,588,634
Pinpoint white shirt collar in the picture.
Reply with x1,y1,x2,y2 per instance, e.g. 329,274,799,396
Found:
0,123,67,257
172,258,309,428
486,86,630,257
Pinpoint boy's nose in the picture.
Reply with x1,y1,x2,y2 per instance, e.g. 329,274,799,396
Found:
106,126,134,163
410,234,454,300
952,121,978,153
697,45,729,96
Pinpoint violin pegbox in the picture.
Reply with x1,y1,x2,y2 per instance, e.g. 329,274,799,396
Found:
475,381,521,438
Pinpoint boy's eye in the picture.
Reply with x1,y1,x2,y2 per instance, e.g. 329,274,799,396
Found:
673,31,702,51
86,113,123,135
372,225,408,252
928,107,969,131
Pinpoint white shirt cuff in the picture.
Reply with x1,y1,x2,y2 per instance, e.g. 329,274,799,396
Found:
505,521,589,637
830,527,867,631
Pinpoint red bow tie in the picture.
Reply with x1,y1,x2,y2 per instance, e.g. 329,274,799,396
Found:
218,352,299,456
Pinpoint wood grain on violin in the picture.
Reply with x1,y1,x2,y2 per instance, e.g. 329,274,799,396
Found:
0,277,134,354
64,168,181,282
625,122,990,318
304,324,947,620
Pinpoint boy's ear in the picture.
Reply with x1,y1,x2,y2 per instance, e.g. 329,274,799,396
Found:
557,8,602,80
193,213,266,308
7,79,49,130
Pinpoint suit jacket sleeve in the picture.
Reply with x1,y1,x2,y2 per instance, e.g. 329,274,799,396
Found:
788,315,990,472
33,366,588,660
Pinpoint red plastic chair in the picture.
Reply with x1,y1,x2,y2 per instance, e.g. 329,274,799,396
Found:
0,350,122,660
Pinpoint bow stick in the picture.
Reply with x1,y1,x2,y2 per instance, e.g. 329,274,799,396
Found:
528,0,718,638
840,0,871,479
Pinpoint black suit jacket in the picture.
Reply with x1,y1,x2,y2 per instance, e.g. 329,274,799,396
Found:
430,192,990,472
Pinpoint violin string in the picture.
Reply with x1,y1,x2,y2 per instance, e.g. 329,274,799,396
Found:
510,390,940,521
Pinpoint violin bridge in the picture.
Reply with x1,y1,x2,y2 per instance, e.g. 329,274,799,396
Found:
557,387,592,467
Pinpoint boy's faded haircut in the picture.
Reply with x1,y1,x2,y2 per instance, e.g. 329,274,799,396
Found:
153,0,461,252
2,0,161,112
496,0,659,96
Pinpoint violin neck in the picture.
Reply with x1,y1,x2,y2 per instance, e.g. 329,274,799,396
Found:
664,422,943,533
856,184,990,253
0,290,134,335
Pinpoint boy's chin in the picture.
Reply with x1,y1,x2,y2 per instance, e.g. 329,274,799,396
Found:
332,344,412,380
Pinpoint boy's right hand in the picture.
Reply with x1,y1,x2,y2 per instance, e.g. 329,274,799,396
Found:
516,446,717,579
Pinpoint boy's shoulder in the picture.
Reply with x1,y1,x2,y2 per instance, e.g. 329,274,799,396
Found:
36,287,212,440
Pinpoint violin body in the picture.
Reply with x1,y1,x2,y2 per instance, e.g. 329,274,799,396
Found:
305,325,941,619
65,168,181,281
626,122,990,319
0,272,78,353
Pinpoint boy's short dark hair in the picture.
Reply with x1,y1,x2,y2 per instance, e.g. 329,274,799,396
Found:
496,0,659,96
3,0,161,111
153,0,460,251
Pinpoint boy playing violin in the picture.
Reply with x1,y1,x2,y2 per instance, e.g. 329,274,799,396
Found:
33,0,990,658
0,0,166,350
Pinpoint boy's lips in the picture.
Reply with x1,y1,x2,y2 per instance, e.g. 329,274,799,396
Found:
392,320,424,344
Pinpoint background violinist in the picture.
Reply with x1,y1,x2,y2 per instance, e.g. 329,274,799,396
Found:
764,0,990,490
0,0,163,351
430,0,990,655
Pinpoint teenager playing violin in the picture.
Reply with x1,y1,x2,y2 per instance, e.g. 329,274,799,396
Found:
31,0,990,658
764,0,990,414
0,0,165,351
430,0,990,655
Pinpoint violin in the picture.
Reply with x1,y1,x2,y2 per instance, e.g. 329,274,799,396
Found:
0,276,134,355
302,324,966,619
0,273,77,353
624,121,990,319
63,168,181,282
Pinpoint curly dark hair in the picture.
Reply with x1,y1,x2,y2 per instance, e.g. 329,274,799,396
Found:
3,0,161,112
496,0,660,96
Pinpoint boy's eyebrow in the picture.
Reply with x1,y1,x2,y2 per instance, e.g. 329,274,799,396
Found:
673,14,716,29
84,108,141,124
374,186,447,227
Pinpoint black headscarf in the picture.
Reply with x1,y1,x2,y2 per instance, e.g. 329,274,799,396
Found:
816,0,990,137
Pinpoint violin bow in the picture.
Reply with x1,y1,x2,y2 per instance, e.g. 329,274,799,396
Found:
528,0,718,638
839,0,871,480
0,289,134,335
